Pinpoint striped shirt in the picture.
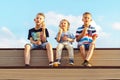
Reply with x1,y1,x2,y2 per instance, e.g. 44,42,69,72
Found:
76,25,98,46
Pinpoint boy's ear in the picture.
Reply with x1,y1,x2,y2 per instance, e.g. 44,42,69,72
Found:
34,19,36,21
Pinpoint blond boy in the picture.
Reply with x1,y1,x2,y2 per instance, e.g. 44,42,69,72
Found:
76,12,98,67
24,13,54,67
55,19,75,65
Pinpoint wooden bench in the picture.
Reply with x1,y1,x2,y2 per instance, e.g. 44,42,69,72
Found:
0,48,120,80
0,48,120,67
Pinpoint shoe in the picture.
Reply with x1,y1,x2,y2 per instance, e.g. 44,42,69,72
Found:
86,62,92,67
82,60,92,67
55,59,61,64
49,62,54,66
25,64,30,68
69,59,74,65
53,62,59,67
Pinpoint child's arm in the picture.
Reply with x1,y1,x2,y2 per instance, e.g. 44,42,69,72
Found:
30,37,41,45
41,22,47,42
91,35,97,45
67,38,75,42
76,27,88,42
56,28,62,42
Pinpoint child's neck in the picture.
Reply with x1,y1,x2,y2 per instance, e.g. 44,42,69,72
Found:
84,24,90,28
62,28,68,32
35,25,40,30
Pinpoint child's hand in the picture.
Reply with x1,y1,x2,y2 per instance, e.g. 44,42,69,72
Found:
62,35,68,41
36,41,42,45
59,28,63,34
40,21,46,30
84,27,88,34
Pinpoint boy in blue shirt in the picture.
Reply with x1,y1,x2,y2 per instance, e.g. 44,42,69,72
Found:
55,19,75,65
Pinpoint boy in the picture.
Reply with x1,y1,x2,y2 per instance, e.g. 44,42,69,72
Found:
24,13,54,67
76,12,98,67
55,19,75,65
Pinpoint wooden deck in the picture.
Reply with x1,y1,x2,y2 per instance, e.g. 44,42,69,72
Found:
0,48,120,80
0,68,120,80
0,48,120,67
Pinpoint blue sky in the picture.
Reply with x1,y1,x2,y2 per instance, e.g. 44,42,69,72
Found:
0,0,120,48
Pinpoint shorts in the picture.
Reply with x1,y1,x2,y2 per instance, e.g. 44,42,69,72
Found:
78,44,90,50
31,42,48,49
84,44,90,50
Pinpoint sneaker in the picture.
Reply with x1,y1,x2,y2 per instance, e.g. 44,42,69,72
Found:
55,59,61,64
49,62,54,66
82,61,92,67
86,62,92,67
25,64,30,68
69,59,74,65
53,62,59,67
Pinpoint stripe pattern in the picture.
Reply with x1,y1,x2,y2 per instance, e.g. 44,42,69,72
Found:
76,25,98,46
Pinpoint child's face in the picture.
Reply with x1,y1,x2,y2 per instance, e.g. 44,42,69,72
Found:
34,15,44,26
82,14,92,25
60,20,68,30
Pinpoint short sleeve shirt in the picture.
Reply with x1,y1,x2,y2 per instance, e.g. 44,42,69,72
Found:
28,28,49,42
76,25,98,45
55,31,75,43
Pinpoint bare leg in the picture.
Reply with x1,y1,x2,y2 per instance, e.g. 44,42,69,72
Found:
79,45,86,60
86,43,95,61
46,42,54,62
24,44,31,65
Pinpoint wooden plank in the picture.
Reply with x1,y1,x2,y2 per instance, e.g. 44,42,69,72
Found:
0,49,120,66
0,69,120,80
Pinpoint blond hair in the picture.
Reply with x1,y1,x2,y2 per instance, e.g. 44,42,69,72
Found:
37,13,45,18
59,19,70,30
36,13,45,27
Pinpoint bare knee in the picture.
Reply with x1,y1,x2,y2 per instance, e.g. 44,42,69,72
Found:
90,43,95,48
24,44,31,50
46,42,52,49
79,45,84,51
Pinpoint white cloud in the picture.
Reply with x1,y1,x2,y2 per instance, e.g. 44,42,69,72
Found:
45,12,62,26
0,27,15,38
112,22,120,30
91,21,102,32
46,11,101,34
0,27,27,48
0,38,27,48
45,11,81,28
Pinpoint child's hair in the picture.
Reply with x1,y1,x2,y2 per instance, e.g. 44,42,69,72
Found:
36,13,45,27
83,12,92,16
36,13,45,18
59,19,70,30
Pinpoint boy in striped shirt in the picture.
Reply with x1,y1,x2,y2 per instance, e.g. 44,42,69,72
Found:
76,12,98,67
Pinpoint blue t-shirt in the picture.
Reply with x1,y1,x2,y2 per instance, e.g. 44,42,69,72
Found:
55,31,75,43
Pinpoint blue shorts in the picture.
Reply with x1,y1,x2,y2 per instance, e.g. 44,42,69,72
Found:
84,44,90,50
31,42,48,49
78,44,90,50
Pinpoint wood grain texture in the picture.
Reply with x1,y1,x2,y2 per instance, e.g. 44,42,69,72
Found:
0,48,120,66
